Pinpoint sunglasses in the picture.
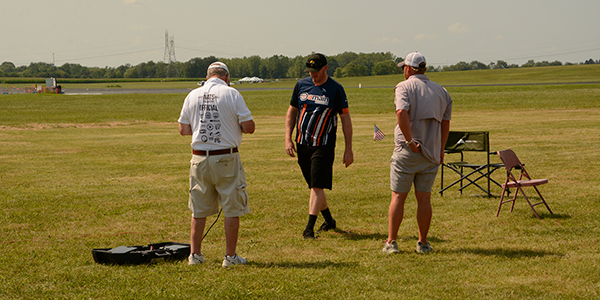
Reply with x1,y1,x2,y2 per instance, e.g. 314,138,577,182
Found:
306,60,324,69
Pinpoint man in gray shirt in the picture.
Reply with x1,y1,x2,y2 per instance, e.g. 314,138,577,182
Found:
383,52,452,254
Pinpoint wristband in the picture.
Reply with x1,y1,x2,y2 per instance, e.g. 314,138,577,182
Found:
407,139,413,145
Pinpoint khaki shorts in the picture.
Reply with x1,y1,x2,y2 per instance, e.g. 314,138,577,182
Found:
188,153,250,218
390,147,440,193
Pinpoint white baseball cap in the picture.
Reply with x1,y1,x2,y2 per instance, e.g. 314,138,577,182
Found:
397,51,426,68
208,62,229,74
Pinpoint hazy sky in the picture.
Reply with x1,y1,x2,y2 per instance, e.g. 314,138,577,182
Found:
2,0,599,68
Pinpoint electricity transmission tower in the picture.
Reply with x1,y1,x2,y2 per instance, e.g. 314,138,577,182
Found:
163,30,179,78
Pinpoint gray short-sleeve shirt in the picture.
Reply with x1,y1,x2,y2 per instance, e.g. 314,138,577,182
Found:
394,74,452,164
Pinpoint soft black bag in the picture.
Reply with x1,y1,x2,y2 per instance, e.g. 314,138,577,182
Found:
92,242,190,265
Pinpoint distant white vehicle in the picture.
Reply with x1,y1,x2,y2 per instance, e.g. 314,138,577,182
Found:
238,76,263,84
197,81,205,86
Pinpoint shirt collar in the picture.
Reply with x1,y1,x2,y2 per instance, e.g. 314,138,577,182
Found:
409,74,430,81
206,77,228,86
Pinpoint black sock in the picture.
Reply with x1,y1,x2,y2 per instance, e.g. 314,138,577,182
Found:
321,208,334,224
305,214,318,231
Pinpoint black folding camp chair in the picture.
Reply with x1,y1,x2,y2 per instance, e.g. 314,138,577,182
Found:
439,131,504,197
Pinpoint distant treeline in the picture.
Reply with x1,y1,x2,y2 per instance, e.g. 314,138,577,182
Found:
1,51,598,80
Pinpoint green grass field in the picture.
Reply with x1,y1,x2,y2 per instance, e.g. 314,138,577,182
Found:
1,67,600,299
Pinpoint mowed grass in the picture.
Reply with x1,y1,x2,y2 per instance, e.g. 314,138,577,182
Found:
1,69,600,299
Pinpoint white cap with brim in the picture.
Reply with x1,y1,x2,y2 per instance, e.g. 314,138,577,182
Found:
397,51,426,68
208,62,230,74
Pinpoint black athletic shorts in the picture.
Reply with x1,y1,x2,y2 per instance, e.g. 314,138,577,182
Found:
296,144,335,190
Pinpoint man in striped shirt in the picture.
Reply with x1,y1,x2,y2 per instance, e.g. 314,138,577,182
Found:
285,53,354,239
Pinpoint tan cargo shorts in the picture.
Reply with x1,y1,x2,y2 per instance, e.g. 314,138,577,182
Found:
390,147,440,193
188,153,250,218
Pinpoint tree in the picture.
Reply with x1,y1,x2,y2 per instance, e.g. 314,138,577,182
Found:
89,67,106,78
372,60,401,75
342,63,369,77
182,56,217,78
333,52,359,68
468,61,488,70
0,62,17,76
262,55,290,79
124,67,139,78
59,63,88,78
1,52,594,79
549,60,563,66
154,61,167,78
246,55,262,77
326,57,339,77
22,62,58,78
493,60,509,69
114,64,131,78
442,61,468,71
286,55,308,79
521,60,535,68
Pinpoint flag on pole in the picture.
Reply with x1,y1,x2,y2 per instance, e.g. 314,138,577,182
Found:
374,125,386,141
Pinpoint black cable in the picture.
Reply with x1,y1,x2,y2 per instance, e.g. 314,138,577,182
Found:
201,208,222,241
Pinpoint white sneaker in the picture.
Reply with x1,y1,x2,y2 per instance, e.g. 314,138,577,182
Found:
188,253,205,265
222,254,247,268
382,240,400,254
416,241,433,254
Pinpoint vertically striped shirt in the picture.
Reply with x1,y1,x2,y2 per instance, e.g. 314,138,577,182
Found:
291,76,349,147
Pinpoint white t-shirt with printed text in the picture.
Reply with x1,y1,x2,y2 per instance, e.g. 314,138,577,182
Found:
178,78,253,150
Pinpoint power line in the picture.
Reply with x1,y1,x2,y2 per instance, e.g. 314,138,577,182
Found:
54,47,163,65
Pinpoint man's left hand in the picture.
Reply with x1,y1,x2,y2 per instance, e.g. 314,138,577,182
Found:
343,149,354,168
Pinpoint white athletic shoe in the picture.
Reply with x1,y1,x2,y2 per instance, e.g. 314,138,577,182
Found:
382,240,400,254
416,241,433,254
188,253,206,265
222,254,247,268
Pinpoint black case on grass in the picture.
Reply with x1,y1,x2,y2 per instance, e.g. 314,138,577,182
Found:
92,242,190,265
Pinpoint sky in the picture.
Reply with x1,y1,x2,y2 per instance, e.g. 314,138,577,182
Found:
2,0,599,68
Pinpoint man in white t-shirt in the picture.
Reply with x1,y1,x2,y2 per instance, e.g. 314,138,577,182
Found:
178,62,255,267
383,52,452,255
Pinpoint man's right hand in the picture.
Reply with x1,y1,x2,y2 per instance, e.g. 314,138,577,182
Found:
409,141,421,153
285,141,296,157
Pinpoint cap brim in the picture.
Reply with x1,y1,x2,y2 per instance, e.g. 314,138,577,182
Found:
397,61,406,68
305,67,321,72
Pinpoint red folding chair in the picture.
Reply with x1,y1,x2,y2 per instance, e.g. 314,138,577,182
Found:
496,149,553,219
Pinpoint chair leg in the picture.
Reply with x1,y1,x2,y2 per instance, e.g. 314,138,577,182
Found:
440,164,445,196
533,186,553,215
519,188,541,219
497,186,519,216
509,188,519,213
496,187,508,217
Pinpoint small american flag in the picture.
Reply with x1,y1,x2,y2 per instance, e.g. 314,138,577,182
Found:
373,125,386,141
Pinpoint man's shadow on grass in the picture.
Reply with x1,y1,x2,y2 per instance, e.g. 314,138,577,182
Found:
328,229,446,244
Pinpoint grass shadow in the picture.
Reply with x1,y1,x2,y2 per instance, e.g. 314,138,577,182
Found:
329,229,448,244
516,212,570,219
248,260,356,269
468,193,501,199
448,247,564,258
328,229,387,241
399,235,447,243
540,213,571,219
